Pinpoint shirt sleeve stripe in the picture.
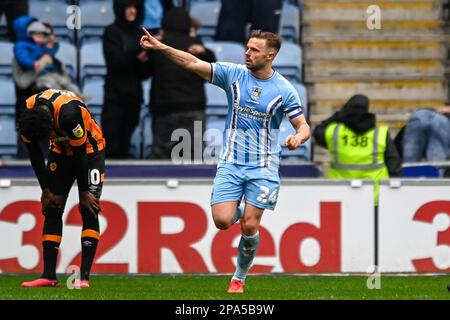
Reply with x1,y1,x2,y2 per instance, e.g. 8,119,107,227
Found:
285,106,301,114
287,108,302,117
288,111,303,120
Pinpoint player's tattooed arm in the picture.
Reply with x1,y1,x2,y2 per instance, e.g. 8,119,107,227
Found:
140,27,212,81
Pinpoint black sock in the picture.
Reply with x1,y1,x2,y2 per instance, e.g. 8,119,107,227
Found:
80,206,100,281
41,207,63,280
80,235,99,280
41,240,60,280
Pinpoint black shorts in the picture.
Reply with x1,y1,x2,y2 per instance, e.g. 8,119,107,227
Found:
47,150,105,200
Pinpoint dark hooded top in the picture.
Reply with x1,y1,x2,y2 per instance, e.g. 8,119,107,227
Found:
146,7,216,115
102,0,147,104
313,94,402,177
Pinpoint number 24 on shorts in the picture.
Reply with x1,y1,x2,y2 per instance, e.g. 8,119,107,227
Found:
257,186,279,204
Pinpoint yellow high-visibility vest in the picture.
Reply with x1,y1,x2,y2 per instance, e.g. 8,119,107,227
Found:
324,122,389,205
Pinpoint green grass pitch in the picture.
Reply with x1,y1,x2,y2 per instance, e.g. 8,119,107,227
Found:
0,275,449,300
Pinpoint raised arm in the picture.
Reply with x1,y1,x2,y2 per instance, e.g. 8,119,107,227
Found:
140,27,212,81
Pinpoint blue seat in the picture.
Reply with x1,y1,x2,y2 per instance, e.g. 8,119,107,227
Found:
0,77,15,115
205,115,225,159
273,42,302,82
190,2,221,41
205,83,228,116
82,77,104,120
291,82,308,113
142,79,152,107
278,117,311,161
80,40,106,82
204,41,245,64
402,165,441,178
129,124,142,159
280,3,300,43
0,15,7,40
55,41,77,80
279,82,310,161
141,110,153,158
0,115,17,158
129,105,149,159
0,41,13,76
79,1,114,43
30,1,75,42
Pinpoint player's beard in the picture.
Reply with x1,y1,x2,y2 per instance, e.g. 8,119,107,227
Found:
246,60,265,72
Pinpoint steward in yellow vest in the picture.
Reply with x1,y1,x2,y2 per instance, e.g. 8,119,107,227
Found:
313,95,402,205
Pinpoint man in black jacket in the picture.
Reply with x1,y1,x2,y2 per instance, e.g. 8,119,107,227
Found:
101,0,149,158
313,94,402,178
146,7,216,160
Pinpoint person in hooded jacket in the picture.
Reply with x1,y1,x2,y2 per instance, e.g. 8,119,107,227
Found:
0,0,28,42
101,0,149,159
145,7,216,160
313,94,402,206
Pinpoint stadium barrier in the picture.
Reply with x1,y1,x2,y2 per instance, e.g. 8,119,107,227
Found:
0,179,448,274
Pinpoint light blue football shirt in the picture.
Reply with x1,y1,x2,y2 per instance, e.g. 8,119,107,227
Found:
211,62,303,169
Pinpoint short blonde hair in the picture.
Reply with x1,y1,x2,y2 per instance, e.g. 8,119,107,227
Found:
249,29,281,53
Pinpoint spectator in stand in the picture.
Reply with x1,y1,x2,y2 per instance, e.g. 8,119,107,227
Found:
142,0,173,35
215,0,282,44
0,0,28,42
145,7,216,160
402,107,450,164
13,18,82,97
102,0,149,159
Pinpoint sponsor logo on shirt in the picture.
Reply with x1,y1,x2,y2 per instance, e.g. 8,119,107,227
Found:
72,124,84,138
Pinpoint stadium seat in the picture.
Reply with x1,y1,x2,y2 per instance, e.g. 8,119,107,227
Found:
82,77,104,121
142,111,153,158
79,1,114,43
291,82,308,114
205,83,228,116
55,41,77,80
0,115,17,158
80,40,106,82
280,82,310,161
142,79,152,107
203,41,245,64
279,3,300,43
129,106,149,159
278,117,311,161
30,0,75,42
0,15,6,40
0,41,13,76
273,42,302,82
190,1,221,41
129,127,142,159
0,77,16,115
205,115,225,159
402,165,441,178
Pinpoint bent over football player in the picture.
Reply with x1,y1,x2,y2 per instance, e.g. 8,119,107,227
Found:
19,89,105,288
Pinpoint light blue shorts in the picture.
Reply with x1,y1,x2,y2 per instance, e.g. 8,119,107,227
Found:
210,162,281,210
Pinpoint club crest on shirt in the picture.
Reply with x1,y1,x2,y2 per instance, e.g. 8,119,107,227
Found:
72,124,84,138
251,86,262,100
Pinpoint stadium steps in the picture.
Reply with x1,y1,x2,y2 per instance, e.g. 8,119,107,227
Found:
309,80,447,103
304,41,447,61
302,21,447,47
301,0,449,163
302,1,442,22
305,60,446,81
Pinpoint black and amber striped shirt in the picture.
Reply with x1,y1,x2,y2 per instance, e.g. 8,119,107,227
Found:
22,89,105,155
